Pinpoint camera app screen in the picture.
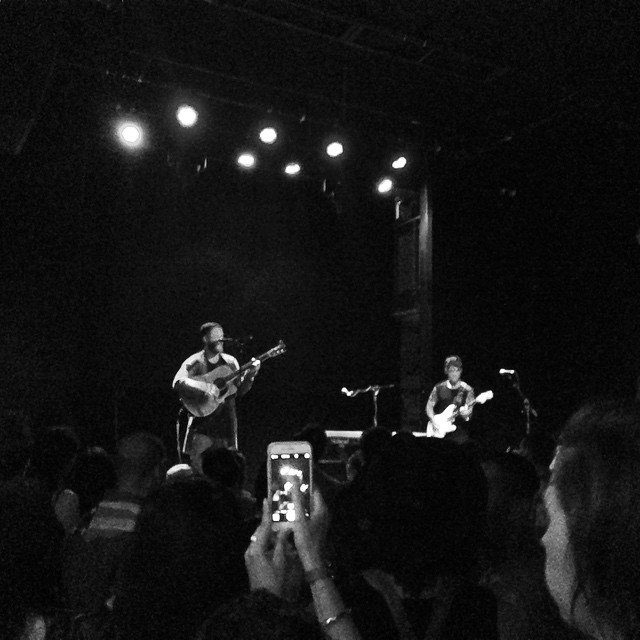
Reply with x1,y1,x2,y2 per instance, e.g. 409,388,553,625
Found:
269,452,311,522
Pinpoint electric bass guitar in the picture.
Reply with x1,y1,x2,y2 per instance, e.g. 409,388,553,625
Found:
179,340,286,417
426,390,494,438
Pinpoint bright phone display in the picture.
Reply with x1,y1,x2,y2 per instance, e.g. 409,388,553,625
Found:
267,441,312,524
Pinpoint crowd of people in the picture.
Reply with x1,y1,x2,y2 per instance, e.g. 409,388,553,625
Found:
1,398,640,640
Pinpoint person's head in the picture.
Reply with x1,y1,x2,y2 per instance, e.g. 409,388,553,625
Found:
166,463,194,482
358,435,487,593
0,480,64,639
115,432,166,496
200,322,225,358
515,429,558,482
201,447,242,489
292,423,328,461
26,425,80,493
115,476,245,640
359,426,392,466
346,449,364,482
444,355,463,385
67,446,117,517
189,433,214,475
482,451,539,545
542,399,640,639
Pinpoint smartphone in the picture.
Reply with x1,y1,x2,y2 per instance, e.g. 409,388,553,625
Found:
267,441,313,526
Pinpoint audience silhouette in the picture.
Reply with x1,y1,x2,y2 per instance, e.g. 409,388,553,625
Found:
1,396,638,640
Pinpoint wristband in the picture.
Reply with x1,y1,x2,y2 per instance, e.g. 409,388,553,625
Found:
304,567,329,584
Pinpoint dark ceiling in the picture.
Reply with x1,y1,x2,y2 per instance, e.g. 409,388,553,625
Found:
3,0,639,159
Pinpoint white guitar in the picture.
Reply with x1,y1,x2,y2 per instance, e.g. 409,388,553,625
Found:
426,390,494,438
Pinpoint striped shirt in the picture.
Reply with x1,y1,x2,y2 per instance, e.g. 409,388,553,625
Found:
83,490,143,541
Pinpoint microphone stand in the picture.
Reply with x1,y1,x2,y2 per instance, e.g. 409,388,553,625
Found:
341,384,395,428
508,372,537,436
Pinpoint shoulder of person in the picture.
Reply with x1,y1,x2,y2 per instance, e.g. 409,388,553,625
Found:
461,382,474,392
221,352,240,368
183,350,206,366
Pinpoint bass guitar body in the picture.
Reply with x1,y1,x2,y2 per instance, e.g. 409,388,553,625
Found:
425,390,494,438
426,404,459,438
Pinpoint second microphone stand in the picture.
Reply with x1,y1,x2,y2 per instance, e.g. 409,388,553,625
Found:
341,384,395,428
506,371,537,436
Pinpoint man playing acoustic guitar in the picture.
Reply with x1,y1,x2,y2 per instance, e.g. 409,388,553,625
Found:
425,355,475,439
173,322,261,451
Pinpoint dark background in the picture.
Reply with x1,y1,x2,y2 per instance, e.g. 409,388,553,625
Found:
1,0,638,478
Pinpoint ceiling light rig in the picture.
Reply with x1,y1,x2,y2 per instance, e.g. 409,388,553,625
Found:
391,155,407,169
237,151,257,169
326,141,344,158
108,98,422,197
176,104,199,128
284,162,301,176
115,119,144,149
376,177,394,194
259,126,278,144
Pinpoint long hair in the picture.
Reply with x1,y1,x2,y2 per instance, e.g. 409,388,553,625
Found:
554,399,640,639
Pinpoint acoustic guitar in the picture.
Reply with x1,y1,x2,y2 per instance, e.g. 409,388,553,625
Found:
426,390,494,438
180,340,286,417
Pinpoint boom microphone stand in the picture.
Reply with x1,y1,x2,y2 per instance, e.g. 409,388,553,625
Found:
500,369,537,436
341,384,395,428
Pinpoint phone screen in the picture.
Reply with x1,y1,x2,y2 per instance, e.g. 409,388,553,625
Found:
268,449,312,523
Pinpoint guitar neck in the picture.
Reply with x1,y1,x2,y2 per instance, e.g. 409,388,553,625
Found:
221,349,275,384
450,398,478,418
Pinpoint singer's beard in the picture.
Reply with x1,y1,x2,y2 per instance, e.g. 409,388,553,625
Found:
205,346,223,360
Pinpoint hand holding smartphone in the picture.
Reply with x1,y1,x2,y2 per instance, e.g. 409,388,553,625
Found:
267,441,313,528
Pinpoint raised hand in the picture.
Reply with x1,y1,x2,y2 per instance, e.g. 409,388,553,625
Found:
244,499,289,597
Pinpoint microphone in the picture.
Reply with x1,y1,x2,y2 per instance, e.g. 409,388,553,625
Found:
499,369,516,375
221,335,254,343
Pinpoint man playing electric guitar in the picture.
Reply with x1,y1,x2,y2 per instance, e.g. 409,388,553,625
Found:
173,322,261,451
425,355,474,439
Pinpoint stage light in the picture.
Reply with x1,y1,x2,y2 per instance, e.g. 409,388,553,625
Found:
326,141,343,158
116,121,143,148
259,127,278,144
237,152,256,168
391,155,407,169
376,177,394,194
176,104,198,128
284,162,301,176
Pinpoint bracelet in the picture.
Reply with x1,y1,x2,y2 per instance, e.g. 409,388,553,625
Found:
304,566,329,584
322,608,352,627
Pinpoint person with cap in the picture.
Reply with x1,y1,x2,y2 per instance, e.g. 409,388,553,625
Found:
425,355,475,439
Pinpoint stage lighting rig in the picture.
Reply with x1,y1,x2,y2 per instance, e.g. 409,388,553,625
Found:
116,120,144,149
176,104,198,128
